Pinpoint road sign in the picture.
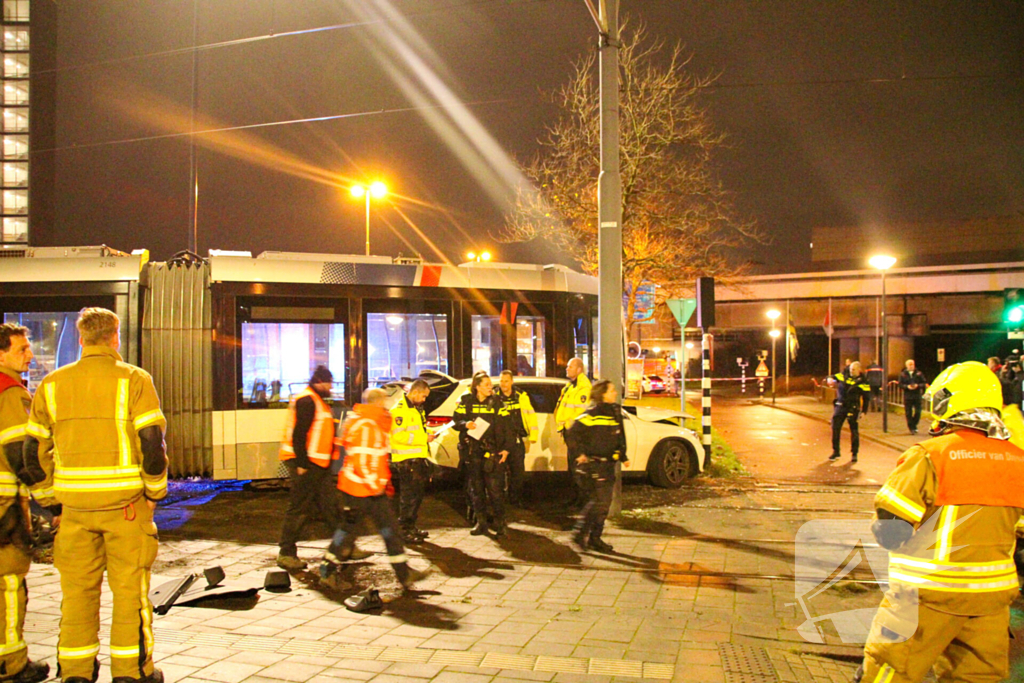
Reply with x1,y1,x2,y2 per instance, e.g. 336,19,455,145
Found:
667,298,697,327
1010,332,1024,340
937,348,945,362
755,360,769,377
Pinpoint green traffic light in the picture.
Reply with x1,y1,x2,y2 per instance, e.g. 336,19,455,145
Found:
1008,306,1024,324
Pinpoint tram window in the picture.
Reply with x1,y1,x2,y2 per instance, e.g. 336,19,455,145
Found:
367,313,447,386
241,322,345,407
3,312,80,392
471,315,502,376
515,316,546,377
574,316,591,375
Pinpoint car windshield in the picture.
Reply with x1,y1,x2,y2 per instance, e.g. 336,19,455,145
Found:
649,375,663,381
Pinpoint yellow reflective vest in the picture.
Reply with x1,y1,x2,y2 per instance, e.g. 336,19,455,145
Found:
26,346,168,511
555,374,592,432
874,431,1024,616
390,393,430,463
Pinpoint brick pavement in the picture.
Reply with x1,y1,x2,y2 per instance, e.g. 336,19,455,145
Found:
19,492,880,683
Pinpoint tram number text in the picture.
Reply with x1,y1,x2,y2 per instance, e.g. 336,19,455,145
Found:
98,261,118,268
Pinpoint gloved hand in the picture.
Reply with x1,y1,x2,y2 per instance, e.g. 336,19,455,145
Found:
872,510,914,550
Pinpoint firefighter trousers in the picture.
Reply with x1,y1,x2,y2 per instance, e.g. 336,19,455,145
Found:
55,501,159,681
859,598,1009,683
0,543,30,679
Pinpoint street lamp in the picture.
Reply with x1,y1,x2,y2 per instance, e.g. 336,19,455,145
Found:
766,309,781,404
870,255,897,432
466,251,492,262
350,181,388,256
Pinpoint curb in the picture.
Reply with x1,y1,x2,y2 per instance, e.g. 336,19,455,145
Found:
766,403,910,453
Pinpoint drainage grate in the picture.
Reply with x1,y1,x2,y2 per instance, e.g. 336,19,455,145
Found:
24,620,674,680
719,643,779,683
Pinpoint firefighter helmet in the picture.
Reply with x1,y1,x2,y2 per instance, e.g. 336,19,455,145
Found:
925,361,1009,439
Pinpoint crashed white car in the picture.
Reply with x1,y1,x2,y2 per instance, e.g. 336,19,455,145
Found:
387,374,704,488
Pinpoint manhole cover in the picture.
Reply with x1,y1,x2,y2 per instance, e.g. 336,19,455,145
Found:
719,643,778,683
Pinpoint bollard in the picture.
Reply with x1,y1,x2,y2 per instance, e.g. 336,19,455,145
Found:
701,333,712,469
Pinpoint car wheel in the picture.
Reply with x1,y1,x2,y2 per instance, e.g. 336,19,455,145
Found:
647,439,694,489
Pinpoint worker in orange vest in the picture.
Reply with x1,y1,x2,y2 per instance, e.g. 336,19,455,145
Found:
320,388,429,590
277,365,341,571
856,361,1024,683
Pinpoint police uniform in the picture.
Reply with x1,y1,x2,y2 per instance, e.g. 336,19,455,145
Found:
390,392,433,540
496,385,538,505
859,430,1024,683
831,370,871,461
555,374,592,493
0,366,46,682
453,393,516,534
567,402,627,550
23,346,167,683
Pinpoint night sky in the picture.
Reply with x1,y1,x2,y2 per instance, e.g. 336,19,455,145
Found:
37,0,1024,272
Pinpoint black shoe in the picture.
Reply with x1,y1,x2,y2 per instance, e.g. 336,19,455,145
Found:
470,521,489,536
412,527,429,539
112,669,164,683
828,452,841,461
572,531,589,551
493,520,507,537
400,528,421,544
851,455,858,463
589,538,614,553
9,661,49,683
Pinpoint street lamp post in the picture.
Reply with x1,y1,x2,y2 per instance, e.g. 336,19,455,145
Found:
350,181,388,256
767,309,781,405
869,255,897,433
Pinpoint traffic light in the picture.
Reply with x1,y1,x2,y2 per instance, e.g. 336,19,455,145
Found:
1004,289,1024,330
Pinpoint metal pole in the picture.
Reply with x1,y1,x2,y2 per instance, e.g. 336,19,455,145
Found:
701,333,712,469
785,300,790,395
680,335,686,416
365,193,371,256
596,0,624,516
771,333,777,405
881,270,888,433
597,0,622,392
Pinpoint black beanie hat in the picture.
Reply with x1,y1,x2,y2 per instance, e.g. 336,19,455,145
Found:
310,365,333,385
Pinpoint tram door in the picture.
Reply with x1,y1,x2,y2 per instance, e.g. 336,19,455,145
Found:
471,314,548,377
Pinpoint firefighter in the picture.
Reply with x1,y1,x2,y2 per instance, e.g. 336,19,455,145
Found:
829,361,871,463
566,379,628,553
496,370,538,506
277,365,342,571
453,372,516,536
320,389,429,590
22,308,167,683
390,379,436,544
855,361,1024,683
554,358,592,500
0,324,49,683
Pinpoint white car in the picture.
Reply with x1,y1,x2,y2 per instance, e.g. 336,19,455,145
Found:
393,375,704,488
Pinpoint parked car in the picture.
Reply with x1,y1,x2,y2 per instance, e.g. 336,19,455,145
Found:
406,375,703,488
642,374,667,393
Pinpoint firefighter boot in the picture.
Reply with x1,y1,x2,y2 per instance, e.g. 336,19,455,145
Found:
111,669,164,683
4,660,48,683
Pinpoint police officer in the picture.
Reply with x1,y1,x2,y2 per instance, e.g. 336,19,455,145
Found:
453,372,516,536
496,370,538,507
277,365,342,571
567,379,627,553
23,308,167,683
828,361,870,463
856,361,1024,683
0,324,49,683
390,379,436,544
554,358,592,500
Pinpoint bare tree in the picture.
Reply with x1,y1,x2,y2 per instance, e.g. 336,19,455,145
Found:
500,24,764,335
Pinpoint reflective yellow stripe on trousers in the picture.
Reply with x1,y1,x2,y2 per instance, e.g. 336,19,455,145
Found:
0,575,24,656
58,643,100,659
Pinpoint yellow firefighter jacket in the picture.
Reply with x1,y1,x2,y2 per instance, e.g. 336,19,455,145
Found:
875,429,1024,616
0,365,30,526
26,346,168,511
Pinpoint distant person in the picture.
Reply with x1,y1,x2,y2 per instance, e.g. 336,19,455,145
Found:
988,356,1002,374
566,379,628,553
277,366,341,571
829,361,870,463
898,360,928,435
999,362,1022,409
320,388,429,590
865,361,884,413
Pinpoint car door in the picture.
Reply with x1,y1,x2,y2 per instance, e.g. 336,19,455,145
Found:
515,381,567,472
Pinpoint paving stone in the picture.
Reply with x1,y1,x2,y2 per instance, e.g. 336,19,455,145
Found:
257,661,328,681
191,660,265,682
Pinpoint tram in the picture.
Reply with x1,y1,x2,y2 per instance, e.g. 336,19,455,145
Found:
0,246,599,480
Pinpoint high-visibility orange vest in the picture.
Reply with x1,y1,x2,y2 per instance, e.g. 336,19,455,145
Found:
279,388,336,468
338,403,392,497
925,430,1024,508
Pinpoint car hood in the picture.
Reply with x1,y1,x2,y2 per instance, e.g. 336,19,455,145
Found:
631,406,697,426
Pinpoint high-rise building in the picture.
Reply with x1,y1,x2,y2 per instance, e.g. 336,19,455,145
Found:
1,0,29,244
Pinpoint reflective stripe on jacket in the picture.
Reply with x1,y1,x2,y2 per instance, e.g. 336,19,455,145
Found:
874,430,1024,615
26,346,167,511
390,393,430,463
570,403,627,462
555,375,592,432
279,388,336,468
498,386,539,443
338,403,391,497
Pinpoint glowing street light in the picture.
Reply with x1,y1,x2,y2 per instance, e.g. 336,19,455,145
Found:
350,181,388,256
466,250,493,263
767,310,782,404
870,254,897,432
